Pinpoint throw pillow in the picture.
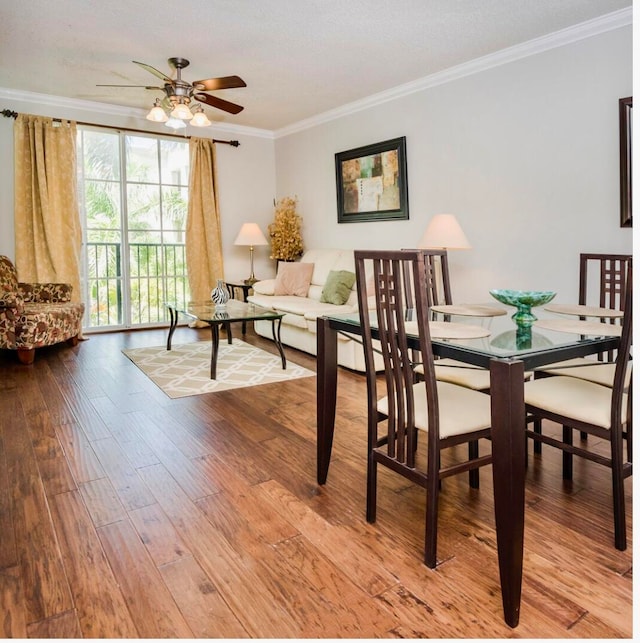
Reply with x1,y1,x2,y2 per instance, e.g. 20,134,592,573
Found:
320,270,356,305
274,262,314,296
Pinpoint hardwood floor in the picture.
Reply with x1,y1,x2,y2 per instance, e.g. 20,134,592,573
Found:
0,326,632,638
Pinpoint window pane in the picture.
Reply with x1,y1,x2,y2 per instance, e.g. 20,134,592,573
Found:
85,228,121,244
128,183,161,229
128,229,162,245
85,180,121,230
126,135,159,183
161,229,186,245
161,140,189,185
162,186,188,232
129,242,163,277
82,130,120,180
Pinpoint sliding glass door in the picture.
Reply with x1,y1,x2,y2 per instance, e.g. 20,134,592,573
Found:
77,128,190,330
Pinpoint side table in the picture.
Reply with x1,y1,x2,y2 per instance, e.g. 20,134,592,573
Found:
225,281,253,335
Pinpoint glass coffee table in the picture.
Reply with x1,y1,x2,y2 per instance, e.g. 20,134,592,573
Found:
164,299,286,379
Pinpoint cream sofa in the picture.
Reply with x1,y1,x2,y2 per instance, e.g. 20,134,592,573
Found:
247,248,379,372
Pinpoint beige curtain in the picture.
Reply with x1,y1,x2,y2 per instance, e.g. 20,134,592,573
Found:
13,114,83,303
186,138,224,303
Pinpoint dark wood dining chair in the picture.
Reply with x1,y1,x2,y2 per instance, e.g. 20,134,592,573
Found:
532,253,632,451
524,258,632,550
407,248,494,392
354,249,493,568
538,253,631,375
579,252,631,317
412,248,453,308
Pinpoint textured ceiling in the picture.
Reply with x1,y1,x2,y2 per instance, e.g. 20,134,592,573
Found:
0,0,631,132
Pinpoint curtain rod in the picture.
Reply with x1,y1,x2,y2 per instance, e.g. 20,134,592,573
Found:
1,108,240,146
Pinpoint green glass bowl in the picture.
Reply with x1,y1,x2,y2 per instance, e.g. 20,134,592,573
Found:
489,289,556,328
489,289,556,308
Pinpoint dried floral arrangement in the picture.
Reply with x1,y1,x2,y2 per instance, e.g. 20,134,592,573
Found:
268,196,304,261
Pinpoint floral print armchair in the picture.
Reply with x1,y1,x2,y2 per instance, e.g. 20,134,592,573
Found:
0,255,85,364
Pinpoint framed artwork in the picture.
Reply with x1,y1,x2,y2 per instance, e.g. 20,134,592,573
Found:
335,136,409,223
619,96,632,228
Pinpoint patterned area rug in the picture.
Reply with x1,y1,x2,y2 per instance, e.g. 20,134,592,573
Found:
122,339,315,398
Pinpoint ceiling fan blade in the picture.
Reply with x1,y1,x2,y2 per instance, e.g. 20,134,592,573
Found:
96,84,164,89
192,75,247,91
194,93,244,114
132,60,173,84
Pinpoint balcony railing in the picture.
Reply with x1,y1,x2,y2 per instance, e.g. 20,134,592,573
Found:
85,242,190,328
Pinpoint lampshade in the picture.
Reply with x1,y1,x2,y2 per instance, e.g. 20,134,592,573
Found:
170,101,194,120
164,117,187,130
146,95,213,129
234,223,268,247
235,223,268,285
190,105,211,127
418,214,471,249
146,99,168,123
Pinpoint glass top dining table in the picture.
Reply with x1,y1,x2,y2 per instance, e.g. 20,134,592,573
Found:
314,305,621,628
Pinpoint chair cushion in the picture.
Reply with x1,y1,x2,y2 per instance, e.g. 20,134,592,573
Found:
536,357,630,389
19,281,72,302
421,358,532,391
524,376,629,429
16,301,84,349
432,360,491,391
377,380,492,439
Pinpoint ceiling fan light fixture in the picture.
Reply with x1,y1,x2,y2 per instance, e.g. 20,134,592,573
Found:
165,116,187,130
170,100,194,120
100,58,246,124
146,98,168,122
190,105,211,127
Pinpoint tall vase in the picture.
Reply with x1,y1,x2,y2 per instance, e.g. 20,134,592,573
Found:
211,279,230,310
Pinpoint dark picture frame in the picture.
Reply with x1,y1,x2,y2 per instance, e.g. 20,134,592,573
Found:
619,96,632,228
335,136,409,223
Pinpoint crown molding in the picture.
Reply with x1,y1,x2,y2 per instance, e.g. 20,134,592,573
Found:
275,7,632,138
0,87,274,139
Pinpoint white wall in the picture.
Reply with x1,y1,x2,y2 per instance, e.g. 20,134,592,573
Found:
0,97,277,283
274,26,633,304
0,25,633,303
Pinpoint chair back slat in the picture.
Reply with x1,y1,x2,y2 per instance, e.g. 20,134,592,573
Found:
437,251,453,305
402,248,453,307
579,253,632,362
611,258,633,428
579,253,631,312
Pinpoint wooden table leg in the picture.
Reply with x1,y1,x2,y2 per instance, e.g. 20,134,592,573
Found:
489,358,526,628
210,323,220,379
316,317,339,485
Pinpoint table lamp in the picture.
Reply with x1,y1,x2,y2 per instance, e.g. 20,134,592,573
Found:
418,213,471,249
234,222,268,285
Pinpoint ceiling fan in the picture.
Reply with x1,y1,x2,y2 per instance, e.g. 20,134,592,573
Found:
97,57,246,127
